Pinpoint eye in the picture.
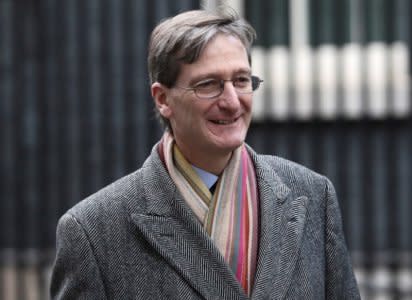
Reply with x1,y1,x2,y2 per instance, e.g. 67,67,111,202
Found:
194,79,219,90
234,76,251,87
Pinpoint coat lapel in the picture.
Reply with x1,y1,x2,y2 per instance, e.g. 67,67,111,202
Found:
273,195,308,299
250,151,309,299
128,148,248,300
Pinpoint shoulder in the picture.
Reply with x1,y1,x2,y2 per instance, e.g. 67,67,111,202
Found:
247,146,333,197
251,147,326,181
64,146,166,221
63,168,144,226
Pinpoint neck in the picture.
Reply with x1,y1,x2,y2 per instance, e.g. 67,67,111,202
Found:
177,145,233,176
193,153,232,175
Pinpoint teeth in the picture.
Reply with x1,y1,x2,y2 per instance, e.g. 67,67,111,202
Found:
215,120,232,124
211,117,239,125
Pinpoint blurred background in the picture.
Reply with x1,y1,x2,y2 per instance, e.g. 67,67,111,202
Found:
0,0,411,299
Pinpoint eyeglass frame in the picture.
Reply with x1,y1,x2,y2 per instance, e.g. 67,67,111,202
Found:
174,75,263,100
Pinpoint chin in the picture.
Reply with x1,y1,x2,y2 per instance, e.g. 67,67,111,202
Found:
205,128,248,152
214,138,244,152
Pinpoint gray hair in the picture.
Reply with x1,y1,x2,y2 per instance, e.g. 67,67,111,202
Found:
148,8,257,129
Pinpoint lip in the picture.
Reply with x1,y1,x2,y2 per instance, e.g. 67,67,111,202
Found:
209,116,241,125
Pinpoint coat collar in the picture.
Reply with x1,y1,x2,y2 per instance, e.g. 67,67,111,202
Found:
129,144,308,299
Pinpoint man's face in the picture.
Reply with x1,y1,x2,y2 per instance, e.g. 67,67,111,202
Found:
155,34,253,168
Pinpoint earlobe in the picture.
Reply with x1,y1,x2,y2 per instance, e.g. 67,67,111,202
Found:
151,82,172,118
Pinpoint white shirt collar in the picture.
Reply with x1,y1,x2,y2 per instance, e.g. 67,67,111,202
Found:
192,165,219,190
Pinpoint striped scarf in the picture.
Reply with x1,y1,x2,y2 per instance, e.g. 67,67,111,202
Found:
160,132,259,295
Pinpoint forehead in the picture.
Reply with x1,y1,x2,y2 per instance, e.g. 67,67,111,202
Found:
178,34,250,82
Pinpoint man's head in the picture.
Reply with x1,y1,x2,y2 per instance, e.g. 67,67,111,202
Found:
148,9,257,129
149,9,259,173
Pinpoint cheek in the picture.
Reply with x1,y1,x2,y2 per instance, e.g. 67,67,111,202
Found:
170,102,197,132
242,97,253,111
170,96,212,129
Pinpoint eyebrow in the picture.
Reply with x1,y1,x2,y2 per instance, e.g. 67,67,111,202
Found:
188,68,252,85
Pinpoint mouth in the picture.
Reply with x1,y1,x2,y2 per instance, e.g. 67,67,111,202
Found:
210,117,239,125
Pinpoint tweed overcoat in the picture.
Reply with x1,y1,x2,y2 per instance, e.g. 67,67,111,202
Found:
51,144,360,299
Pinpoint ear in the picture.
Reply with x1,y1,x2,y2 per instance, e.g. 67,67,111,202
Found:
151,82,173,118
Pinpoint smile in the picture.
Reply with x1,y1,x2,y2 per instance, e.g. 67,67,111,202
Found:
211,118,238,125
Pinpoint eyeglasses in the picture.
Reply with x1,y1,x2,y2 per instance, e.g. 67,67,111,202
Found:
175,75,263,100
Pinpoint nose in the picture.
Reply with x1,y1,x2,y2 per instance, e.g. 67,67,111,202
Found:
217,81,240,110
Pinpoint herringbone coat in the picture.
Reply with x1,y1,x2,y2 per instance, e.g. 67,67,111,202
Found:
51,144,360,299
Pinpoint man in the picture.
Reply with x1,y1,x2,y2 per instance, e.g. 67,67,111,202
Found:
51,9,360,299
